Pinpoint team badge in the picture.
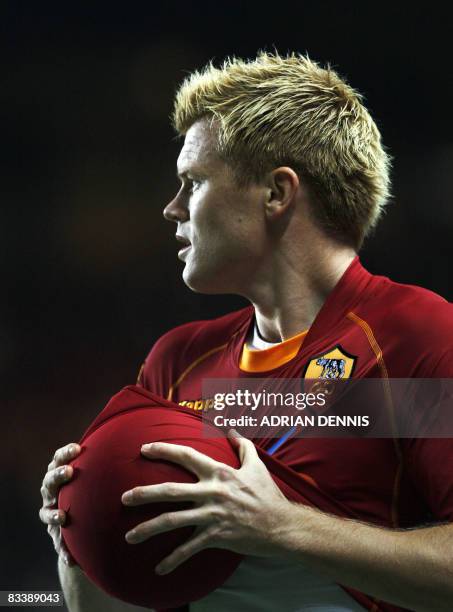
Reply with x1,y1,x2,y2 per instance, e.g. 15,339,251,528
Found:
304,345,356,379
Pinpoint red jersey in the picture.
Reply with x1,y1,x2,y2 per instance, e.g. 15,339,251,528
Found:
139,257,453,611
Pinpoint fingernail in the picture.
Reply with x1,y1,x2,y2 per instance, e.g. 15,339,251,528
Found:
59,467,66,477
155,565,165,575
122,491,132,504
68,445,79,458
141,443,153,451
125,530,137,543
53,512,60,522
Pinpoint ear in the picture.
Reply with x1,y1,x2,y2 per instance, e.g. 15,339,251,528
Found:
264,167,299,220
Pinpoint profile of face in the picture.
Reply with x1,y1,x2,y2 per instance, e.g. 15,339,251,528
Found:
163,119,268,294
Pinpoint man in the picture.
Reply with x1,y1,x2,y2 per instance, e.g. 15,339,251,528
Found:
40,52,453,611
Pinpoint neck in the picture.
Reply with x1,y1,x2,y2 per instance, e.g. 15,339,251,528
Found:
242,243,356,343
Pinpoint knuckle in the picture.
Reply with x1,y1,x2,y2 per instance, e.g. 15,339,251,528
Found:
43,472,52,489
165,484,179,498
212,484,230,502
208,506,222,522
178,446,193,461
162,513,176,528
44,510,54,525
208,506,220,522
56,466,67,479
175,447,188,461
206,524,220,541
215,466,232,482
50,474,61,490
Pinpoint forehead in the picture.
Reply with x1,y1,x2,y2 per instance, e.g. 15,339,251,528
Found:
177,119,220,174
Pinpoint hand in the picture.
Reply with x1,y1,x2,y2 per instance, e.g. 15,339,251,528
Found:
121,430,292,575
39,443,81,566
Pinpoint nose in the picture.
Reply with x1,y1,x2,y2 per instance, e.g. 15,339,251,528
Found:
163,191,189,223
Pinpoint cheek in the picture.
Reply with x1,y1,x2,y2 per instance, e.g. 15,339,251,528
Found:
191,189,262,250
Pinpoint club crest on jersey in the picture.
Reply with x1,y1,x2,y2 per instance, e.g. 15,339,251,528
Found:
304,345,356,379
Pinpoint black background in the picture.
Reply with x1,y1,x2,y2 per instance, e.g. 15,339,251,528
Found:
2,2,452,605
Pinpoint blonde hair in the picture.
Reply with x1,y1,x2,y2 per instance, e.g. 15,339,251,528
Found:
173,52,391,249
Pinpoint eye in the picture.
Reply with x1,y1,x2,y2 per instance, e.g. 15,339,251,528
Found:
186,178,201,194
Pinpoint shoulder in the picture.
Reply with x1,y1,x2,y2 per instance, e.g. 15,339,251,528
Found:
138,306,253,392
357,274,453,375
373,275,452,335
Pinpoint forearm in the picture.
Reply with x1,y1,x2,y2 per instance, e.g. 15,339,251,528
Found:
58,557,151,612
280,504,453,611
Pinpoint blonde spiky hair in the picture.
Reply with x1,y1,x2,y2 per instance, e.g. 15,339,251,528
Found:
173,52,391,249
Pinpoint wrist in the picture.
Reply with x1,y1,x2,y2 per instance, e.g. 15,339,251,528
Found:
268,499,311,556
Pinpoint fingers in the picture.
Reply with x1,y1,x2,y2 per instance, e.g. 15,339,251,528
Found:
227,428,241,440
41,465,73,505
39,506,66,526
41,443,80,507
47,443,81,472
227,429,257,466
125,507,212,544
122,482,206,506
141,442,224,479
40,443,80,566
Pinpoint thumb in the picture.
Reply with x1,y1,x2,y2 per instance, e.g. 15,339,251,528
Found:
227,429,257,465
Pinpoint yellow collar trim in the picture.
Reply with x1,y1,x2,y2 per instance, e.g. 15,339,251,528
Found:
239,329,308,373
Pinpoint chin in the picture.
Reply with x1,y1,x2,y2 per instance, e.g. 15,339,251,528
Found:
182,265,233,295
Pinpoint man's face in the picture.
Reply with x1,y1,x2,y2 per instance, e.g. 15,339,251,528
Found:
163,119,267,294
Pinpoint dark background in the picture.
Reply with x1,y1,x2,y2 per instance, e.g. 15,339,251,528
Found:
2,1,452,608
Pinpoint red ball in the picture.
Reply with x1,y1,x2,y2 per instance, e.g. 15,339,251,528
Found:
59,387,242,609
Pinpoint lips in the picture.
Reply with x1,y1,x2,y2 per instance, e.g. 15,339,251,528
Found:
175,234,191,248
175,234,192,260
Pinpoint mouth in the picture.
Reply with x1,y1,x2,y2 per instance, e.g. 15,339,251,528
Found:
175,234,192,257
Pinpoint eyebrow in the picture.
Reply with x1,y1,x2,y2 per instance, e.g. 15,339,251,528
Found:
176,167,206,180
